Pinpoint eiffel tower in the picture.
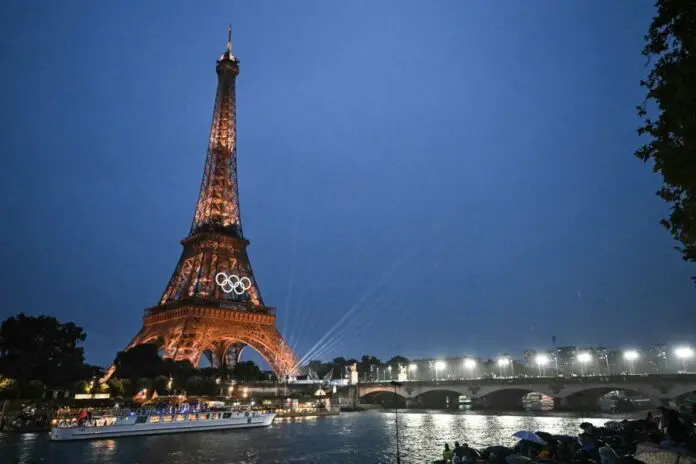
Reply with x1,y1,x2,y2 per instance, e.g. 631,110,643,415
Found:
105,27,297,380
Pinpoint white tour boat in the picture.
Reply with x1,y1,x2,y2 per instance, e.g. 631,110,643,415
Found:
50,408,275,441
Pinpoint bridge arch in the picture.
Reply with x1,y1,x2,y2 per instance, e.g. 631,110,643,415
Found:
558,383,661,402
413,388,469,409
667,384,696,402
556,384,661,411
361,389,408,407
477,387,553,410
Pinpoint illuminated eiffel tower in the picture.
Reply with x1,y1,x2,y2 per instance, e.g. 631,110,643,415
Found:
104,27,297,380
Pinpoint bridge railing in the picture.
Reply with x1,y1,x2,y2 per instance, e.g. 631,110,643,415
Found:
359,373,696,386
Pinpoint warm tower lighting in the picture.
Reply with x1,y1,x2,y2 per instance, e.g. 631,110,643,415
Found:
100,26,299,384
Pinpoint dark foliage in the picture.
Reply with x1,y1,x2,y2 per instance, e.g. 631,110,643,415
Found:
636,0,696,280
112,343,194,382
232,360,265,381
0,313,89,390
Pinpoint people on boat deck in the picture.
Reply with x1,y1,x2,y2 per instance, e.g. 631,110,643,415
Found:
77,409,88,426
442,443,454,462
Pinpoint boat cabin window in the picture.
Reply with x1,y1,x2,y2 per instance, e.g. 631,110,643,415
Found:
222,413,232,419
175,414,186,422
187,414,197,421
136,416,147,424
163,415,173,423
198,414,209,421
149,416,161,424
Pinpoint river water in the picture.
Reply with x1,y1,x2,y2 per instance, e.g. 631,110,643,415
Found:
0,410,634,464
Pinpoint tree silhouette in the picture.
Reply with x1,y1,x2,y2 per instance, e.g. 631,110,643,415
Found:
0,313,88,391
636,0,696,280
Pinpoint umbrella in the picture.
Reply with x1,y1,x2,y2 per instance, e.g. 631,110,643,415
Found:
512,431,547,445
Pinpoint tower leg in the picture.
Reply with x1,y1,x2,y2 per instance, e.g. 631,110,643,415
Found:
224,343,246,369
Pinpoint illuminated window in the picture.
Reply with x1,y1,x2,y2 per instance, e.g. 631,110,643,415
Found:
148,416,161,424
175,415,186,422
163,416,173,423
187,414,197,421
198,414,208,421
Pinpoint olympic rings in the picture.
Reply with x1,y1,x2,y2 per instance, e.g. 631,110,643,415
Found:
215,272,252,295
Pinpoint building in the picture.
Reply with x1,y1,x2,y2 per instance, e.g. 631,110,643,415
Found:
553,346,577,375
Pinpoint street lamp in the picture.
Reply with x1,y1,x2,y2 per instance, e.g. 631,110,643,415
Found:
408,364,417,381
464,358,476,379
675,346,694,372
387,365,393,380
577,352,592,377
497,357,510,378
434,360,446,381
623,350,639,375
535,354,549,377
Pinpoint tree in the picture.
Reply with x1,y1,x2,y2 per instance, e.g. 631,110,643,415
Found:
186,375,204,395
0,313,88,390
25,380,45,399
153,375,170,395
112,344,162,380
232,361,264,382
387,355,409,369
108,379,125,397
636,0,696,280
0,377,18,399
359,355,381,381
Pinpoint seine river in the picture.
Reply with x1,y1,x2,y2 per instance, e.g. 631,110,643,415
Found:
1,410,634,464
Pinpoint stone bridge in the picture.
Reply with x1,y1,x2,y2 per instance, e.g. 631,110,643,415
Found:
357,375,696,410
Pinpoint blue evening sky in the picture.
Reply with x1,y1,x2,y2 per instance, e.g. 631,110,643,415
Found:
1,1,693,368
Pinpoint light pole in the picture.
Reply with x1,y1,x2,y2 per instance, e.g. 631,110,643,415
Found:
675,346,694,373
435,360,446,381
408,364,417,381
535,354,549,377
391,380,403,464
464,358,476,379
497,357,510,378
623,350,639,375
388,365,393,380
577,352,592,377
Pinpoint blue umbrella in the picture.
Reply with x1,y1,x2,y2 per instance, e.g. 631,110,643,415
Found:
512,431,547,445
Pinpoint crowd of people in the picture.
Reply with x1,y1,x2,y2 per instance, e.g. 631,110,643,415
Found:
435,405,696,464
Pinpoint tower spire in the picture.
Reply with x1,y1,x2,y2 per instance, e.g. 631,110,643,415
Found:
227,24,232,53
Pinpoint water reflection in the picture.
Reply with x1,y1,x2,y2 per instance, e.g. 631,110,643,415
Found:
0,412,624,464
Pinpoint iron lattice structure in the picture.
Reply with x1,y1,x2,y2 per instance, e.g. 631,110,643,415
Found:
105,30,297,380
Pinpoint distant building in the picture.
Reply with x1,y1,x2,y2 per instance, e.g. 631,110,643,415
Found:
596,347,611,374
523,350,537,369
606,349,623,374
648,344,667,373
553,346,577,375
